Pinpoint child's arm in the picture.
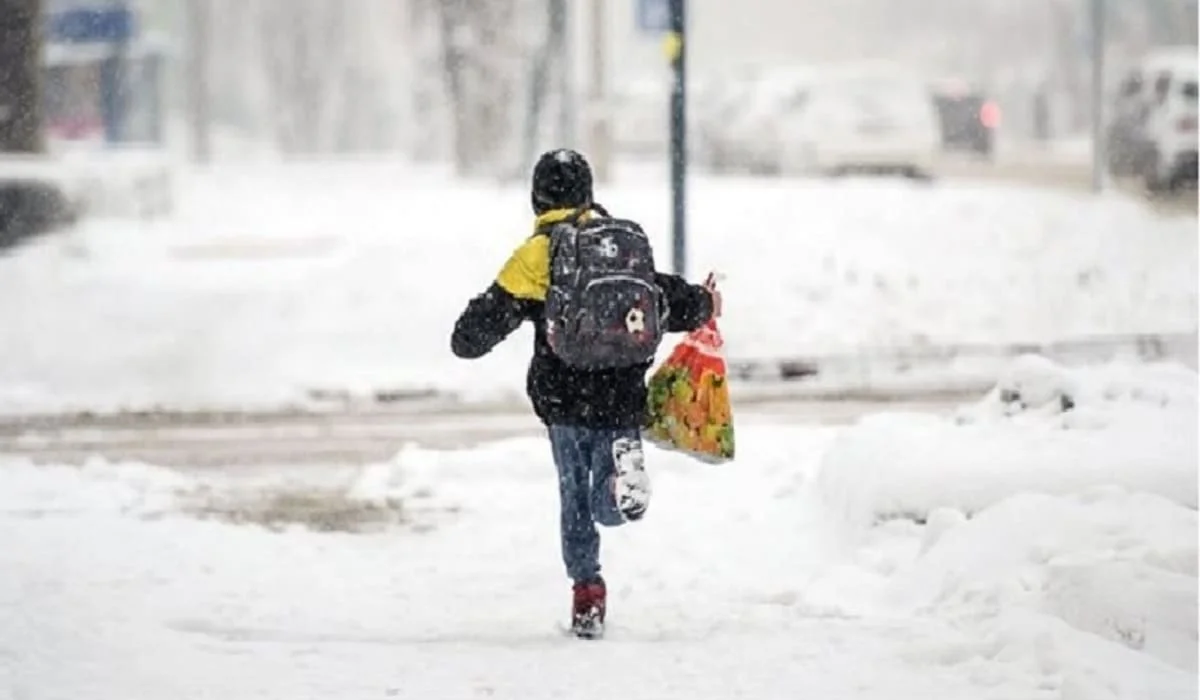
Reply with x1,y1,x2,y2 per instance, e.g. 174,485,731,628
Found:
450,283,531,358
451,236,549,359
655,272,716,333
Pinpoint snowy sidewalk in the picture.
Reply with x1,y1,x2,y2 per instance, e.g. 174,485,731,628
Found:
2,359,1195,700
0,430,1052,700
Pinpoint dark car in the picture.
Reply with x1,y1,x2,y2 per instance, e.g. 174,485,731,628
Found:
931,89,998,158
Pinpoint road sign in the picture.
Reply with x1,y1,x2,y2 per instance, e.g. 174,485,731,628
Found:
637,0,671,33
46,6,135,44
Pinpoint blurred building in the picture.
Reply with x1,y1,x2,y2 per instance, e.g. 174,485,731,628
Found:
41,0,170,146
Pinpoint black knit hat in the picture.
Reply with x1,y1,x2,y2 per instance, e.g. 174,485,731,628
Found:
531,149,594,214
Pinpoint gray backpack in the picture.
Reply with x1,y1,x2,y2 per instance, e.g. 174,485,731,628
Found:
544,211,664,369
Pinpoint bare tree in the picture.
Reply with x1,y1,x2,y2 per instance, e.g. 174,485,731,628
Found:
435,0,524,176
0,0,44,154
258,0,349,155
186,0,212,163
187,0,533,164
405,0,450,161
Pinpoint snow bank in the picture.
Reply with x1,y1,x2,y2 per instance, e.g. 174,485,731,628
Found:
888,489,1197,700
816,357,1198,525
804,356,1198,699
0,458,186,518
0,448,464,534
0,161,1194,413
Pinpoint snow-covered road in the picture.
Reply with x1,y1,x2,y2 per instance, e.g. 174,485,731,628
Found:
0,397,964,466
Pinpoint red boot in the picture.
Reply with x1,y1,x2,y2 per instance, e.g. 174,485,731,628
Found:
571,578,606,639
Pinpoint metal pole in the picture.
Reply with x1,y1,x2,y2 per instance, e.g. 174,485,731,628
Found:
668,0,686,276
589,0,610,182
187,0,211,163
1090,0,1105,193
110,0,133,144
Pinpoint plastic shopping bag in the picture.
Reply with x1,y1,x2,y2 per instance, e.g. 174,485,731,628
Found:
644,318,735,463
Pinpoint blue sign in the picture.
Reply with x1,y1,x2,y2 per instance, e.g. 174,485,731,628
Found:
46,7,135,44
637,0,671,33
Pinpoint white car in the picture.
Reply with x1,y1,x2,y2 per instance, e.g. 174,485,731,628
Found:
774,72,941,179
723,67,817,174
1108,46,1196,177
1137,58,1198,192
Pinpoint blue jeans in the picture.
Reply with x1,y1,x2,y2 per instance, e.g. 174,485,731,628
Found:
548,425,641,583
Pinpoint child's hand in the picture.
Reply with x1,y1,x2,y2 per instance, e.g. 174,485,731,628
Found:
703,273,723,318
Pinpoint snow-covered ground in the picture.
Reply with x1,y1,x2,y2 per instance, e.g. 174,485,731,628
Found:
818,356,1200,523
0,160,1195,414
2,358,1195,699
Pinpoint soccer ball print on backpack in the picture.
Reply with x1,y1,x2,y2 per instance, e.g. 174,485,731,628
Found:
544,212,665,370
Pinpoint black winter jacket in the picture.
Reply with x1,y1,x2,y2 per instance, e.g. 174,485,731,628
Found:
450,207,714,429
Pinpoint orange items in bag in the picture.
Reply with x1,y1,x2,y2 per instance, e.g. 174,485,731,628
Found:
644,319,735,463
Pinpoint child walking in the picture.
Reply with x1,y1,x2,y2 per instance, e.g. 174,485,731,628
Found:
451,149,720,638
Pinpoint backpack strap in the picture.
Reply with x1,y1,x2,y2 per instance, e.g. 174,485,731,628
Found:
534,204,609,238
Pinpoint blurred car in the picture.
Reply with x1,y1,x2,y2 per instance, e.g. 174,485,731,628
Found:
1139,63,1198,191
773,70,941,179
608,74,726,161
717,66,816,174
930,81,998,158
1107,46,1197,177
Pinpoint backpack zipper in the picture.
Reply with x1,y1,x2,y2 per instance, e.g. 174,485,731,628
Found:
584,275,657,292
